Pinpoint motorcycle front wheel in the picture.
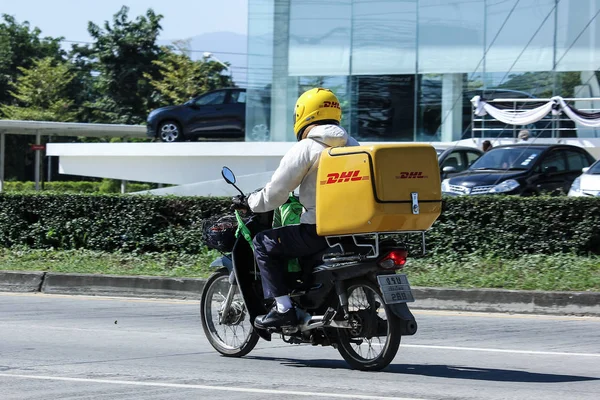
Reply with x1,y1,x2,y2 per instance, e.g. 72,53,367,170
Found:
336,279,402,371
200,268,259,357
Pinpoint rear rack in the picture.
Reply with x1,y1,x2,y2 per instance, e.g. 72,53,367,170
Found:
323,231,427,264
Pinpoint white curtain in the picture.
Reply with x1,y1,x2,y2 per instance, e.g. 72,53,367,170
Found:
471,95,555,125
470,95,600,127
554,97,600,128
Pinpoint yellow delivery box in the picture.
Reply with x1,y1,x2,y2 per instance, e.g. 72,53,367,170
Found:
316,144,442,236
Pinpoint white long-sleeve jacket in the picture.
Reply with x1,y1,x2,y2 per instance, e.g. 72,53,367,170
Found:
247,125,360,224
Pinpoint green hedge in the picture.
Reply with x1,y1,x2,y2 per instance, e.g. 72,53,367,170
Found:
425,196,600,258
0,193,598,257
0,194,229,253
3,180,153,193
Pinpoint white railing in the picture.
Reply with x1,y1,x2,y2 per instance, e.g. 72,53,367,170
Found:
471,97,600,139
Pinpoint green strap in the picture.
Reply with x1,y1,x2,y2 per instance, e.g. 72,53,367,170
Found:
235,210,254,250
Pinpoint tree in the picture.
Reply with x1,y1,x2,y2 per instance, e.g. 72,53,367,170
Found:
1,57,77,121
0,14,63,105
76,6,165,124
145,43,233,106
497,71,582,98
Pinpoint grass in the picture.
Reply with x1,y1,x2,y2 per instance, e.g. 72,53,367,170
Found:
0,247,220,278
405,253,600,292
0,248,599,292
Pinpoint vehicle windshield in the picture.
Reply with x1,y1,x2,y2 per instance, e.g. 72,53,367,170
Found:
588,160,600,174
469,147,543,171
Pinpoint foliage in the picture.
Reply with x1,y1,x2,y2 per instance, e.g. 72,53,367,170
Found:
0,14,63,105
3,180,153,193
0,193,230,253
0,195,598,260
1,57,77,121
146,43,233,106
497,71,581,98
424,195,600,258
73,6,165,124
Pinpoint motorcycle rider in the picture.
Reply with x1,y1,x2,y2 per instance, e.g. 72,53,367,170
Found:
235,88,359,329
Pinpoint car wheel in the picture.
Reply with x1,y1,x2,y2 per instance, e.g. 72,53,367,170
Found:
159,121,183,142
250,124,270,141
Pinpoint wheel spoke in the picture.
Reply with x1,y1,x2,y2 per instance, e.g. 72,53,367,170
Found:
345,284,389,361
204,275,253,351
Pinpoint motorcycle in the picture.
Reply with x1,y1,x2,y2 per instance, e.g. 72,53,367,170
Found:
200,166,419,371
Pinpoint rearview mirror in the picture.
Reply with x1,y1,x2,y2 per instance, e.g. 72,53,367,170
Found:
222,167,236,184
442,166,457,173
582,167,590,173
544,166,559,174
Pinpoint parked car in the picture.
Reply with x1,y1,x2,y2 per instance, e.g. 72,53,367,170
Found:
147,88,247,142
568,158,600,197
441,144,595,196
435,146,483,179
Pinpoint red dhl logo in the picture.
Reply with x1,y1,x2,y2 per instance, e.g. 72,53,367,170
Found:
320,170,370,185
396,171,428,179
321,101,341,109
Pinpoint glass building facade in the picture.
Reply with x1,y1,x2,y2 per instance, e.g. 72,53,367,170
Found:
245,0,600,142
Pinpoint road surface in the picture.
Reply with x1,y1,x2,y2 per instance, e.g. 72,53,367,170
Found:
1,292,599,399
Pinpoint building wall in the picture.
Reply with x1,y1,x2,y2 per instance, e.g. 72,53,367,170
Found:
246,0,600,142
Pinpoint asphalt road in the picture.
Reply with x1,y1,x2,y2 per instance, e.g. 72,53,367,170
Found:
1,292,599,400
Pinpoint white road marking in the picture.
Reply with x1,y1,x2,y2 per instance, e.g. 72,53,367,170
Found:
401,344,600,357
0,373,427,400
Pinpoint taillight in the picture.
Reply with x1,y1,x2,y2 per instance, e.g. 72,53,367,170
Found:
378,250,408,270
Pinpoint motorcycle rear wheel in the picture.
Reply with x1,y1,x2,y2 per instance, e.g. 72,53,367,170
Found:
336,279,402,371
200,268,259,357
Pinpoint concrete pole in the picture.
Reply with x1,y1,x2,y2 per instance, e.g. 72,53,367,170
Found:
441,74,464,142
47,136,52,182
121,180,127,194
35,132,41,191
0,133,5,193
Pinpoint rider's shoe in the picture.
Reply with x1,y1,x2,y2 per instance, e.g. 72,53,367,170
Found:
254,307,298,329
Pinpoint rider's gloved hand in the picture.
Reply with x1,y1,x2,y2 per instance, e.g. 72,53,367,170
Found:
231,195,250,213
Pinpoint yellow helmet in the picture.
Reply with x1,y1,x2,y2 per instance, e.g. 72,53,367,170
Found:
293,88,342,140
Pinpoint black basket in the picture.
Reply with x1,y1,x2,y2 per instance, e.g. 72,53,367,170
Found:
202,214,238,252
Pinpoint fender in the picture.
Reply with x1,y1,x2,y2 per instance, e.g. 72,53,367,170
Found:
389,302,418,336
209,254,233,273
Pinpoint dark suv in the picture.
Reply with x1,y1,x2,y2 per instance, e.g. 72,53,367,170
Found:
442,144,595,196
147,88,246,142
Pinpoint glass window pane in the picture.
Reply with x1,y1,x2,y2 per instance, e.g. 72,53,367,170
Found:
289,1,352,76
231,90,246,104
466,151,482,167
565,150,590,171
418,0,485,73
540,151,567,172
354,75,416,141
196,91,226,105
485,0,555,73
351,1,416,75
556,0,600,72
442,152,464,171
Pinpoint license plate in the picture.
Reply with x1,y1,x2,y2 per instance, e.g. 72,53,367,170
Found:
377,274,415,304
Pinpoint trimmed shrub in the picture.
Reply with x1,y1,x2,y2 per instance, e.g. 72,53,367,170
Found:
3,180,153,193
0,194,229,253
0,194,597,257
425,196,600,258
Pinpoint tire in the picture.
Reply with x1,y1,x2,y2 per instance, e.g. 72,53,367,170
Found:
336,279,402,371
200,268,259,357
158,121,183,142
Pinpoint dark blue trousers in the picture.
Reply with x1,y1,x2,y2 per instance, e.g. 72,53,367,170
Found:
253,224,328,299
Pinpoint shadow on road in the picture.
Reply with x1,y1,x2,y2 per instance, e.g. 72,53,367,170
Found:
246,356,599,383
